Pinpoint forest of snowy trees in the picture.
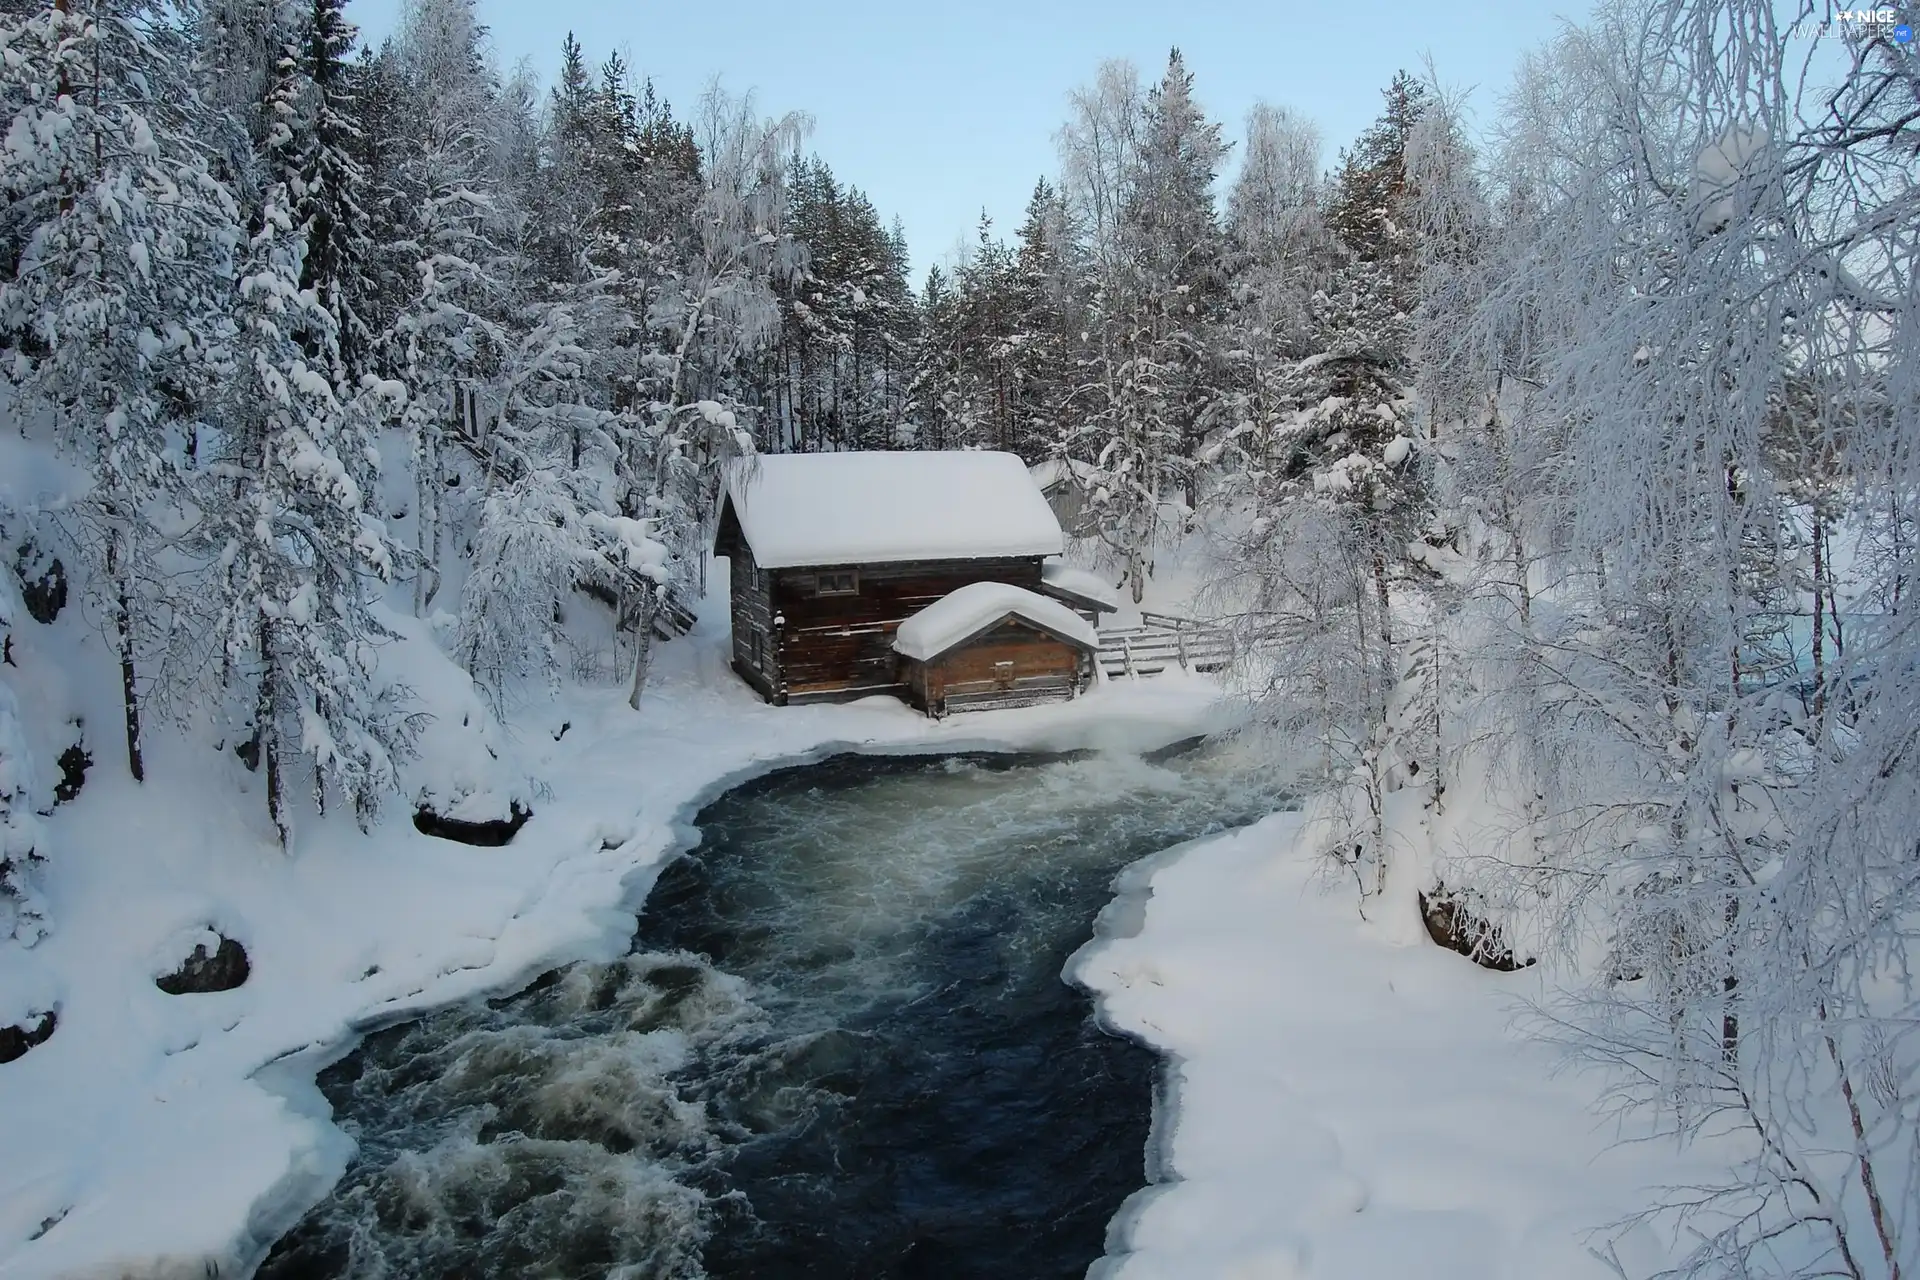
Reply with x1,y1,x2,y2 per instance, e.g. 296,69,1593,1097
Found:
2,0,1917,1276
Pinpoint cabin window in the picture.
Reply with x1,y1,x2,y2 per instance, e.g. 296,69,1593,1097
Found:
814,570,859,597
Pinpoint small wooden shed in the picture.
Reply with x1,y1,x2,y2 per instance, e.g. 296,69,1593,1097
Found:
892,582,1099,717
713,451,1068,705
1029,458,1104,537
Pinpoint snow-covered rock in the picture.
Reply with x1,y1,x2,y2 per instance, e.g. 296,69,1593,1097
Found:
154,931,251,995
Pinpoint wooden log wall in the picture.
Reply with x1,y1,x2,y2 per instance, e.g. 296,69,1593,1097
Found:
726,543,779,699
773,556,1044,702
903,620,1091,716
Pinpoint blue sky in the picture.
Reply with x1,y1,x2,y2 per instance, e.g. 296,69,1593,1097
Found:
347,0,1582,283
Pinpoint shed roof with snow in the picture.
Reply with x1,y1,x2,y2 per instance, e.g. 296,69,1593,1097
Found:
892,581,1099,662
1028,457,1102,494
718,451,1064,570
1038,559,1120,615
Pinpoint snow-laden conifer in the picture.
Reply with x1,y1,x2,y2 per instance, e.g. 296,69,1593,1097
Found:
0,0,237,782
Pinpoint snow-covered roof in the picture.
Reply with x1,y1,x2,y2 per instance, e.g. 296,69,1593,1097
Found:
723,451,1064,569
1029,457,1102,493
1039,559,1120,613
892,582,1099,662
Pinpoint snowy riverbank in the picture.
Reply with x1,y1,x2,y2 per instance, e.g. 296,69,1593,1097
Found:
1075,814,1709,1280
3,588,1716,1280
0,606,1230,1280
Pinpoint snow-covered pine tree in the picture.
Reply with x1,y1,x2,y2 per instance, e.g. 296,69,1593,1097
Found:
871,215,918,438
950,212,1023,451
378,0,510,615
523,32,601,288
906,263,965,450
457,73,791,708
0,0,237,783
1008,178,1081,461
1200,74,1449,896
1053,51,1229,601
1125,49,1229,510
1256,71,1434,706
1217,101,1328,471
619,87,800,705
342,42,412,349
441,37,613,688
290,0,375,382
182,0,285,177
202,139,413,846
1055,58,1157,599
1325,70,1427,282
923,190,1079,463
451,45,630,701
770,155,912,451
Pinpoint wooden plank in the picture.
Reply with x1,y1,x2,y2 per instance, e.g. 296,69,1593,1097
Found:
785,682,911,706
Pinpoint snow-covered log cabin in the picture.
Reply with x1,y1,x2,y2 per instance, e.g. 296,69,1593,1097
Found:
893,582,1097,716
714,451,1100,710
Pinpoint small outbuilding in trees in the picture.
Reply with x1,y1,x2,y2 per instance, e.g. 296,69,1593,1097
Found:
893,582,1098,717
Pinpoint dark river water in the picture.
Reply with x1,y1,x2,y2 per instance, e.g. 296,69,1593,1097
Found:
257,743,1291,1279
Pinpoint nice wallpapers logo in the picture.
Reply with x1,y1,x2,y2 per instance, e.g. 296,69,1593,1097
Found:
1791,8,1915,40
1789,8,1912,39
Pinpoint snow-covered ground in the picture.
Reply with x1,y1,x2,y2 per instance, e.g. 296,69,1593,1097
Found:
1075,811,1710,1279
2,563,1702,1280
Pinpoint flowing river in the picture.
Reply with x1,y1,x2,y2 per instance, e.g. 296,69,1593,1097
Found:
258,741,1293,1279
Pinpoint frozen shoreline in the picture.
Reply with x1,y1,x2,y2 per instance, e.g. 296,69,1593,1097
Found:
1071,812,1710,1280
0,612,1230,1280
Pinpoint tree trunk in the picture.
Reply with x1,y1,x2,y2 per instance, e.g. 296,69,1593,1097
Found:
1514,520,1532,631
415,428,440,615
1811,511,1827,725
104,532,144,783
627,593,659,711
1721,894,1738,1065
116,586,143,784
1663,607,1681,698
259,620,289,850
1373,549,1394,716
1429,628,1445,816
